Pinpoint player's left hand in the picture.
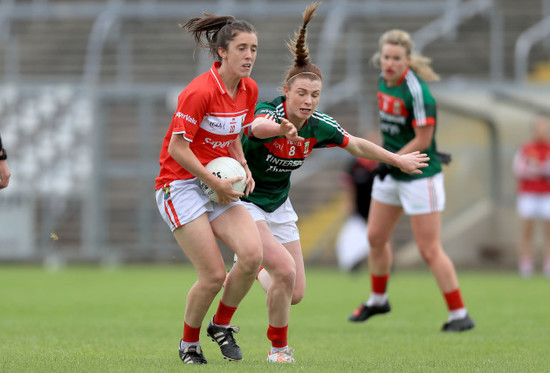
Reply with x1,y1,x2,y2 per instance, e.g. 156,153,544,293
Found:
280,118,304,142
397,151,429,175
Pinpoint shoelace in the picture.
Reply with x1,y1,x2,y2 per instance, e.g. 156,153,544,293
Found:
221,326,239,344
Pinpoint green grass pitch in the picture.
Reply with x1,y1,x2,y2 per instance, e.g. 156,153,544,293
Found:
1,265,549,372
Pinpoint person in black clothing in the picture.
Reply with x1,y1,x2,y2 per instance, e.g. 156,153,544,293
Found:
335,156,378,271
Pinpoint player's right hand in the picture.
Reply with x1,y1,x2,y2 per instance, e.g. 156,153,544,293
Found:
280,118,304,142
214,176,244,205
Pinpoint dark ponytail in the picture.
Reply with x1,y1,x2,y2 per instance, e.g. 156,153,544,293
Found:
181,13,256,61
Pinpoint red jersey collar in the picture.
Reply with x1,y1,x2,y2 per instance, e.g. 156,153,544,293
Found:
395,68,409,86
209,61,247,95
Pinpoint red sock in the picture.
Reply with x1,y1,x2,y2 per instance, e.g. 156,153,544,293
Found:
183,322,201,343
213,300,237,326
256,265,264,280
267,325,288,348
371,274,389,294
443,289,464,311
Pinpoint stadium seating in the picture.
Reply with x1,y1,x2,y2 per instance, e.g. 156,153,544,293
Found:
0,0,548,264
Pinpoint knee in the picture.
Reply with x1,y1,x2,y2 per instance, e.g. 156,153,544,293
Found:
202,269,226,294
271,262,296,292
368,230,386,250
235,249,263,275
419,244,442,265
291,289,304,305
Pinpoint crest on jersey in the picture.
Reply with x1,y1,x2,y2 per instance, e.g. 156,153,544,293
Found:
304,141,310,154
163,186,171,200
393,101,401,115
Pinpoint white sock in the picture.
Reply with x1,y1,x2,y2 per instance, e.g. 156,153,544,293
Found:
212,320,230,328
270,345,288,354
180,340,200,350
366,292,387,306
448,308,467,321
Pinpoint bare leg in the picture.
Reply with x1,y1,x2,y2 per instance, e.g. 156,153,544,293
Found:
257,221,296,327
257,239,305,306
410,212,458,292
543,220,550,276
173,214,226,328
211,205,263,308
367,199,403,276
518,218,535,277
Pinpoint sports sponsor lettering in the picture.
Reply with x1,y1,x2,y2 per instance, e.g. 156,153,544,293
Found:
272,142,283,150
175,111,198,125
208,120,225,129
379,110,406,125
204,137,235,149
380,121,401,135
265,153,305,173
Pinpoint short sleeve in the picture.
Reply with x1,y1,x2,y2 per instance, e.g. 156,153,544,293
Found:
171,85,209,141
408,81,436,127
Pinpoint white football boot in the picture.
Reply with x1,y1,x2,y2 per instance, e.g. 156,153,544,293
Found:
267,346,295,363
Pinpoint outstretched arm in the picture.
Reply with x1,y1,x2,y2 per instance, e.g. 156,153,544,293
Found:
249,117,304,142
344,135,429,175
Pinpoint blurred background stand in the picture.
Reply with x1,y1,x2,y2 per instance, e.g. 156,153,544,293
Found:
1,0,550,270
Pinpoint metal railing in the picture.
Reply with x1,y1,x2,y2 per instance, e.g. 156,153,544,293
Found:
514,15,550,83
413,0,492,53
3,0,542,263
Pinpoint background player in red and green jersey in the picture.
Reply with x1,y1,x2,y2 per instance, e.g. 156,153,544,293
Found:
348,29,475,332
232,3,429,363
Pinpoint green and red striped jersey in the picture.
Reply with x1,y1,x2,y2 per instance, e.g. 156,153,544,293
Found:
242,95,349,212
378,68,441,181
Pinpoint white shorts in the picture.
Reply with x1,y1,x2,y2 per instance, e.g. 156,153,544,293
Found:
155,178,242,232
516,193,550,220
242,198,299,244
371,172,446,215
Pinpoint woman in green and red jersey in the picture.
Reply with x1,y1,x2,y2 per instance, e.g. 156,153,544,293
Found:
232,3,429,363
348,29,475,332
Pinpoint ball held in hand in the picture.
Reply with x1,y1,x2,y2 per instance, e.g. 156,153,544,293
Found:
199,157,246,203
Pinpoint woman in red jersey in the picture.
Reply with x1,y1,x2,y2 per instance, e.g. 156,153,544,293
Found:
513,115,550,278
154,13,299,365
348,29,475,332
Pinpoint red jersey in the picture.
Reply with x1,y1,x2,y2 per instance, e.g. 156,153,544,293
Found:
155,62,258,190
513,140,550,193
